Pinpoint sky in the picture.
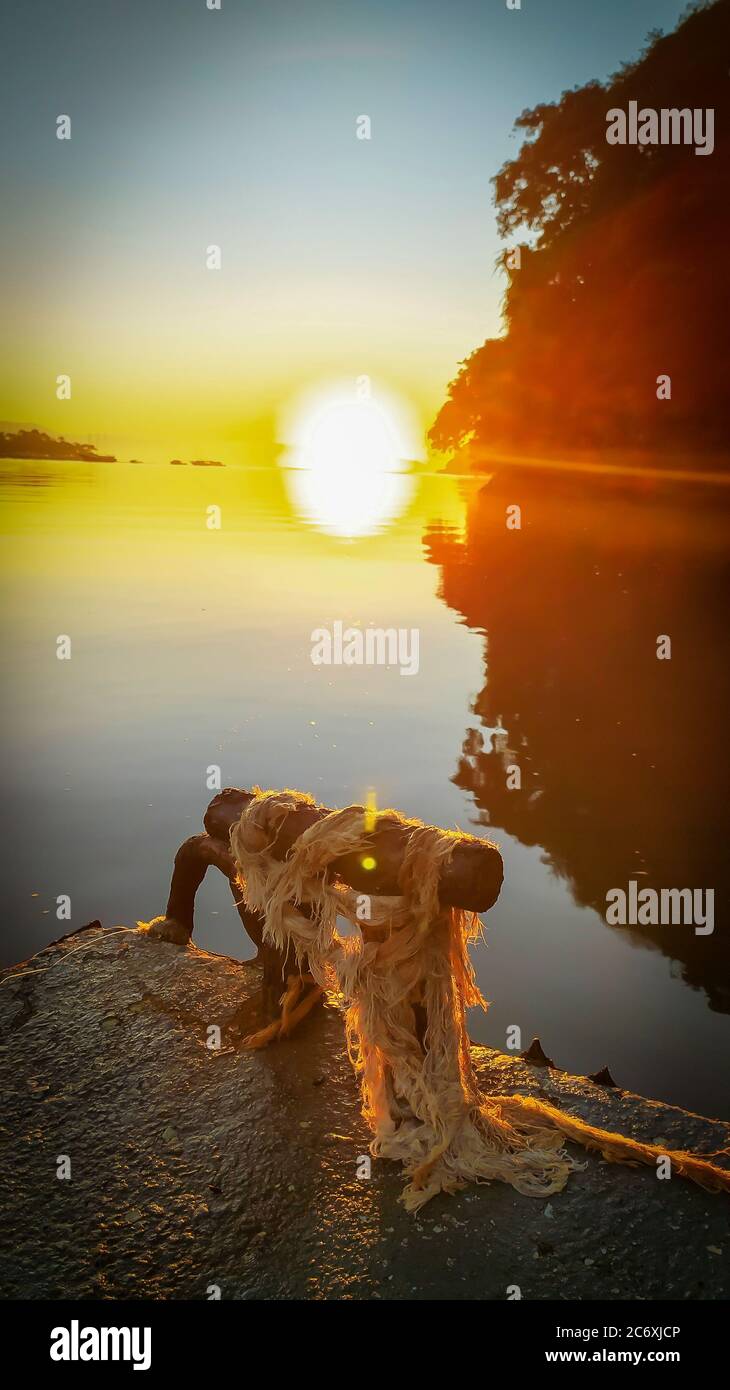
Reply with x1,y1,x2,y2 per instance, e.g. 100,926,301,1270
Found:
0,0,692,455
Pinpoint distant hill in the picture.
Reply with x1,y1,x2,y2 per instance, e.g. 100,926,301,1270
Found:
0,429,116,462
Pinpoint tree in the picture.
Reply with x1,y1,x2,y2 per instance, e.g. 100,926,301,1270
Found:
430,0,730,462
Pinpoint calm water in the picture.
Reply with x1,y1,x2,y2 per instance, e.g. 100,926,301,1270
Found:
2,457,728,1116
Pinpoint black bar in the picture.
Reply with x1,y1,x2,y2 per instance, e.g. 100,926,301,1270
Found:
0,1298,723,1375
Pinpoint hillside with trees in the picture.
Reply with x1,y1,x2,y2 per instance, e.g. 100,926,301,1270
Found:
430,0,729,463
0,429,115,462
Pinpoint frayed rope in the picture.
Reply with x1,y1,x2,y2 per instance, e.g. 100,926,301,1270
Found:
230,788,730,1211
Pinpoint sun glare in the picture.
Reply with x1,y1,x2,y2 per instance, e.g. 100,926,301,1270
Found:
280,385,419,537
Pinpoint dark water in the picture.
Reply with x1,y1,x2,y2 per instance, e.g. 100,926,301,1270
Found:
1,457,728,1116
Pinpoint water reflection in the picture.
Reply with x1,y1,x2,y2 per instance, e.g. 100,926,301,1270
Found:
283,457,414,539
1,456,728,1112
425,473,730,1012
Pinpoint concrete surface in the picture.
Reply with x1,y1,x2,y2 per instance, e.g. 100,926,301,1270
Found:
1,924,728,1301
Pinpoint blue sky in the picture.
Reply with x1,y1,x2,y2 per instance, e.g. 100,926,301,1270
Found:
0,0,693,445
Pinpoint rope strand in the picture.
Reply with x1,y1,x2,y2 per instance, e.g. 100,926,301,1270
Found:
230,788,730,1210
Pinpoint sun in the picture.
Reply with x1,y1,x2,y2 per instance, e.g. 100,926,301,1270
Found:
280,384,420,537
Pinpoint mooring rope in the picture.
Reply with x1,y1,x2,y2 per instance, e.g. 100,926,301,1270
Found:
230,788,730,1211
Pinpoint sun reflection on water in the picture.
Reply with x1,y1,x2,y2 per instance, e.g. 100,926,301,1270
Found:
280,385,419,537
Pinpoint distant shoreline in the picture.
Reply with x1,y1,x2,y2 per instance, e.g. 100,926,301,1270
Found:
0,432,231,468
0,429,116,463
0,450,118,463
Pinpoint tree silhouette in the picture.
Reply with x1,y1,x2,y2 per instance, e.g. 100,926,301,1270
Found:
431,0,730,461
